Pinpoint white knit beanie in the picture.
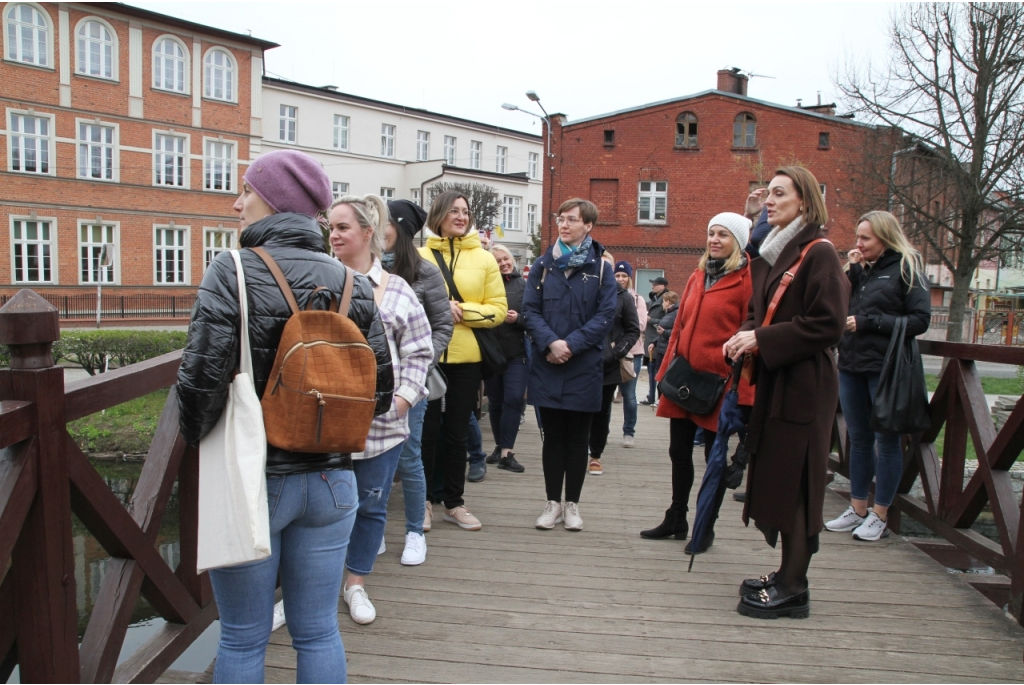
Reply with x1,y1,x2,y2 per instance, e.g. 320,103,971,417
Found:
708,212,752,251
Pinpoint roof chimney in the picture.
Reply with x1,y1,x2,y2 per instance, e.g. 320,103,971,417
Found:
716,68,748,96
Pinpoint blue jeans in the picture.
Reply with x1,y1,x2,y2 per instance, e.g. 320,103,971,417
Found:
346,442,403,576
839,370,905,507
397,399,428,534
619,355,643,437
467,412,487,465
210,469,357,684
484,357,528,450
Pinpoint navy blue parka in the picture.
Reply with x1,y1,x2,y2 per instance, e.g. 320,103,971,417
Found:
522,239,617,413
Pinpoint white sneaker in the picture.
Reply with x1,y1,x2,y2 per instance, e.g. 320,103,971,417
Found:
623,435,635,448
378,537,386,556
423,501,432,533
852,511,890,541
401,532,427,566
535,500,563,529
343,584,376,625
271,599,286,631
563,501,583,531
825,506,867,532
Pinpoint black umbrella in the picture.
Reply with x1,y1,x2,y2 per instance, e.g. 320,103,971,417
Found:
688,358,746,572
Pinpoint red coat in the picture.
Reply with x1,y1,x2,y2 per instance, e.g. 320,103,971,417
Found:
655,264,754,431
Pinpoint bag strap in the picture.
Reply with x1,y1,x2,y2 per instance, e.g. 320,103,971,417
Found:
762,239,831,328
251,247,300,315
229,250,254,377
431,248,465,303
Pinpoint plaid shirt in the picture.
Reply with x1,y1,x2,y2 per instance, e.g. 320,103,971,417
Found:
352,259,433,459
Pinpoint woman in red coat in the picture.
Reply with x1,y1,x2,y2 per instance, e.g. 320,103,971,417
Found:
640,212,754,552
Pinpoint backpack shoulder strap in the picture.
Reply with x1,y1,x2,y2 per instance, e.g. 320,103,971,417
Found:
338,266,355,317
430,248,464,303
252,247,300,315
763,238,830,328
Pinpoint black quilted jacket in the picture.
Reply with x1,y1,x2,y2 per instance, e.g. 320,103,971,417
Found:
176,213,394,474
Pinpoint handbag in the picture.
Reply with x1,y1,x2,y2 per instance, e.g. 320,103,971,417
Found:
870,316,930,434
197,250,271,572
619,354,637,383
430,249,508,380
425,365,447,401
659,353,728,416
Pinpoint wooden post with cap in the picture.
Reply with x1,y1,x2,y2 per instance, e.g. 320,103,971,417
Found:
0,289,80,682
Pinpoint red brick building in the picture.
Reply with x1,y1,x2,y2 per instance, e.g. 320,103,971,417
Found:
0,2,275,317
541,69,880,293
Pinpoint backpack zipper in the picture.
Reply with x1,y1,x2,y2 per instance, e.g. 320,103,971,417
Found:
271,340,375,395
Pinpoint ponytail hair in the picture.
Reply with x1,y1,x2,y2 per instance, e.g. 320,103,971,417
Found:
330,194,389,259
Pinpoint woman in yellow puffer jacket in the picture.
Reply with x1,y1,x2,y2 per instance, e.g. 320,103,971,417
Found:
418,190,507,531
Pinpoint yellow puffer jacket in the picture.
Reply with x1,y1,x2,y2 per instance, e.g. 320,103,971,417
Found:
419,231,507,364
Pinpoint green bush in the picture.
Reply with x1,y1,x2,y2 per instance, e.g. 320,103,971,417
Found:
1,330,187,373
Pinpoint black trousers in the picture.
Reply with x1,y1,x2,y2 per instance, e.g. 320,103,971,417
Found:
668,418,727,526
420,362,481,509
587,383,618,460
539,407,592,503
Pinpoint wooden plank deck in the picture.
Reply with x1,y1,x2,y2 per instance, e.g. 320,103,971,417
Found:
257,389,1023,683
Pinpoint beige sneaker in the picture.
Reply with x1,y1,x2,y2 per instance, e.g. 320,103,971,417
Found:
423,501,432,533
588,459,603,475
563,502,583,531
622,435,635,448
444,506,482,530
535,500,563,529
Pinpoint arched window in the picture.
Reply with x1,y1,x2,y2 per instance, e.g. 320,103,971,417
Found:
675,112,697,147
204,48,235,102
153,36,188,93
76,18,116,79
733,113,756,148
5,3,51,67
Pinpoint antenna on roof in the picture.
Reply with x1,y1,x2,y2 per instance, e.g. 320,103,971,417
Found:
746,72,776,80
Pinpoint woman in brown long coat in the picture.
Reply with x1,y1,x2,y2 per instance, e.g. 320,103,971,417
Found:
724,166,849,619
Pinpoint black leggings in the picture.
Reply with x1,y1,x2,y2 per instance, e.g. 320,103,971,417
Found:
587,383,618,460
668,418,726,525
539,407,592,503
420,362,481,509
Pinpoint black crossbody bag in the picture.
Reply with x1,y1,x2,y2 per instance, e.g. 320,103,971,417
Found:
658,354,728,416
431,249,508,380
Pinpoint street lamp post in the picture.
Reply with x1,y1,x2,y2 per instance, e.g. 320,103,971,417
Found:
502,90,557,248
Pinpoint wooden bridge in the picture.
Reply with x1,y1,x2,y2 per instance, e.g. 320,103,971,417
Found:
2,288,1024,683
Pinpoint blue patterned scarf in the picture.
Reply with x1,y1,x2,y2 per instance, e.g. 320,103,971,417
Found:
552,235,593,271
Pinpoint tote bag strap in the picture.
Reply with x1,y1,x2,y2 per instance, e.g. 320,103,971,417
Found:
229,250,255,378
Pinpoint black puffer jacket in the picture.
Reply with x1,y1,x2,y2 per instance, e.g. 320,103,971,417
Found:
177,213,394,475
494,269,527,361
654,303,679,360
645,292,665,354
838,249,931,375
602,284,641,385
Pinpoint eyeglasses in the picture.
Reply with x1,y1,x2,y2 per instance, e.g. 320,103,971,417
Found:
447,208,471,218
556,215,582,225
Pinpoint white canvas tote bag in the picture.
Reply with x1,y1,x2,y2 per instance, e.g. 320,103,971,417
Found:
197,249,271,572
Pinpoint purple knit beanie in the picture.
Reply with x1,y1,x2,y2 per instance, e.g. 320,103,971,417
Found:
243,150,332,217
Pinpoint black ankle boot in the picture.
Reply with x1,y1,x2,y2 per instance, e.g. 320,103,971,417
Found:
640,508,689,540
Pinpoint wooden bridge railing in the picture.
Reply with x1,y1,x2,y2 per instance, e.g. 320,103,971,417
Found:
831,339,1024,626
0,289,213,684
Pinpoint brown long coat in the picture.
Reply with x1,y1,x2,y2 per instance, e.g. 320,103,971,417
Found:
740,222,850,537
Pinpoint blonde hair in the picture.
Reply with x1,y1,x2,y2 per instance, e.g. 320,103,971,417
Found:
774,166,828,226
602,250,614,264
330,194,389,259
490,243,515,262
661,290,680,306
858,210,923,288
697,227,744,273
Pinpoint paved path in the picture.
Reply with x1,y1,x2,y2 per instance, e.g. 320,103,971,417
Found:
250,396,1024,683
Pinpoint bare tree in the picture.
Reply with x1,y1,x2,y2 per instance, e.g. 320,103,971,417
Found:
427,182,503,235
836,3,1024,341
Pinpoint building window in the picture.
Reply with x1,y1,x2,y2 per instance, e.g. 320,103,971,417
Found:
153,36,187,93
503,196,521,231
154,133,186,187
11,217,54,283
154,226,188,284
496,146,507,173
528,152,539,179
279,105,297,144
78,122,116,181
381,124,395,157
676,112,697,147
204,139,235,192
638,181,667,222
444,136,456,165
469,140,481,169
203,228,235,269
333,115,349,150
819,132,830,149
411,188,421,206
5,3,51,67
75,18,115,80
415,130,429,161
332,182,349,200
203,48,235,102
8,112,52,174
733,113,756,148
380,187,395,202
527,204,537,233
79,222,116,284
604,130,615,145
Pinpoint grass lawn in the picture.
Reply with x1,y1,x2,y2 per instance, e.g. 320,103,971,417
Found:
924,373,1022,395
68,388,170,454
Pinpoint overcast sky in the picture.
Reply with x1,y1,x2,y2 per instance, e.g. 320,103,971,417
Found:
136,1,898,133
